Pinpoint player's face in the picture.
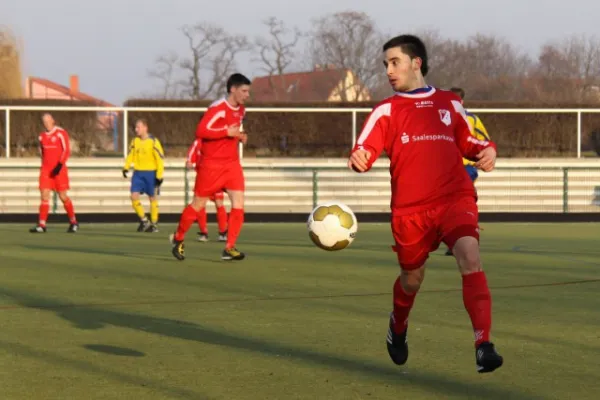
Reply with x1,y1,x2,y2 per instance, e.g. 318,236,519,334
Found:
232,84,250,105
383,47,422,92
42,114,55,131
135,122,147,136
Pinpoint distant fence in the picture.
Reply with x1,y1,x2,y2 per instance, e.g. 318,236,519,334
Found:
1,105,600,158
0,161,599,214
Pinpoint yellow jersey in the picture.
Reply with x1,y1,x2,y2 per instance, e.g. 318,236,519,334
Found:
124,136,165,179
463,112,490,166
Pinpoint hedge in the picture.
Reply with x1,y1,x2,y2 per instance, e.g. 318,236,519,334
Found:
1,98,599,158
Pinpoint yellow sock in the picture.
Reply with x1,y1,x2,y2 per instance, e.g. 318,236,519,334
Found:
132,200,146,220
150,200,159,224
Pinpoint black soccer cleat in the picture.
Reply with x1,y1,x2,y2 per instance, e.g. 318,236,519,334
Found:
217,231,228,242
197,232,209,242
137,219,150,232
29,225,47,233
67,223,79,233
221,247,245,261
476,342,503,373
445,248,453,256
145,223,159,233
169,233,185,261
386,313,409,365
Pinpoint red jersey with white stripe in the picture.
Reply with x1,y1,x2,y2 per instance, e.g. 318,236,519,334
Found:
186,138,202,171
39,127,70,170
351,86,497,216
195,98,245,165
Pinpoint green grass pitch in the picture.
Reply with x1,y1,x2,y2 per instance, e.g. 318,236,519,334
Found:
0,222,599,399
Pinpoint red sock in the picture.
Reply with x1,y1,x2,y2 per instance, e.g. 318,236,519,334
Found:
225,208,244,249
63,198,77,223
462,271,492,346
197,208,207,233
39,200,50,227
175,205,198,241
392,276,417,334
216,206,228,233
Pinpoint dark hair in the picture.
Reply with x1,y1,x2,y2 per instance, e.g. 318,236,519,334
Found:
136,118,148,127
383,35,429,76
227,73,251,93
449,87,465,99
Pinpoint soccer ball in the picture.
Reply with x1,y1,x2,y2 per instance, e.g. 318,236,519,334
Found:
307,201,358,251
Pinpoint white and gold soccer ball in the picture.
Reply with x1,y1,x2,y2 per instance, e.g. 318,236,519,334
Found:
307,201,358,251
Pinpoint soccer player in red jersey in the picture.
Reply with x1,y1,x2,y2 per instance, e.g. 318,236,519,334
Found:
348,35,503,373
186,138,228,242
30,113,79,233
170,73,250,261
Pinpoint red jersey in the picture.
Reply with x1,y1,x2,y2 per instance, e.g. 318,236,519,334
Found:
351,86,497,216
186,138,202,171
195,98,245,165
38,127,70,170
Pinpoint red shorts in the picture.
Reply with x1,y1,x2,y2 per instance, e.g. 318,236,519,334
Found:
391,196,479,271
194,163,244,197
209,191,225,202
39,168,70,191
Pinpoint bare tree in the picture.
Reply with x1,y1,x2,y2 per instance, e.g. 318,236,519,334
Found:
532,34,600,102
254,17,301,76
147,51,181,99
149,22,251,100
0,27,23,98
307,11,384,101
252,17,302,101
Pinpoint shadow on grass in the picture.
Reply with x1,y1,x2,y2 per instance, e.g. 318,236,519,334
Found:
0,339,206,399
21,243,221,264
0,286,546,400
83,344,145,357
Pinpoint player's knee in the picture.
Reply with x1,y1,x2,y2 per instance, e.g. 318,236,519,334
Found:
57,192,69,203
453,237,482,274
400,267,425,294
40,190,51,201
191,196,207,211
130,193,140,201
228,190,244,208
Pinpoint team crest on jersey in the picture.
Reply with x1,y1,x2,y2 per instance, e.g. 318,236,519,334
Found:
51,136,56,142
439,109,451,126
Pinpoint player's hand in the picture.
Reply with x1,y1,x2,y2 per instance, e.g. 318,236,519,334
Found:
155,178,163,187
122,169,128,178
348,149,371,172
240,133,248,144
227,125,242,138
475,147,497,172
50,163,63,177
185,161,194,170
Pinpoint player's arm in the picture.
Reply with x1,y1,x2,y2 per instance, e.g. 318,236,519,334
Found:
451,101,497,172
38,135,43,159
474,116,491,141
348,102,390,172
122,139,135,178
153,138,165,182
196,108,241,140
186,139,199,168
51,130,70,177
196,108,228,139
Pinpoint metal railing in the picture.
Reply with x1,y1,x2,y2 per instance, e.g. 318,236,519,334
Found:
0,164,598,214
1,105,600,159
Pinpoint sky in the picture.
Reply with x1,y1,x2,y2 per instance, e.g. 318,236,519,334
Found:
2,0,600,105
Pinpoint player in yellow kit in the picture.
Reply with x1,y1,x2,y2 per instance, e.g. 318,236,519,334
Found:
446,87,491,255
122,118,165,232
